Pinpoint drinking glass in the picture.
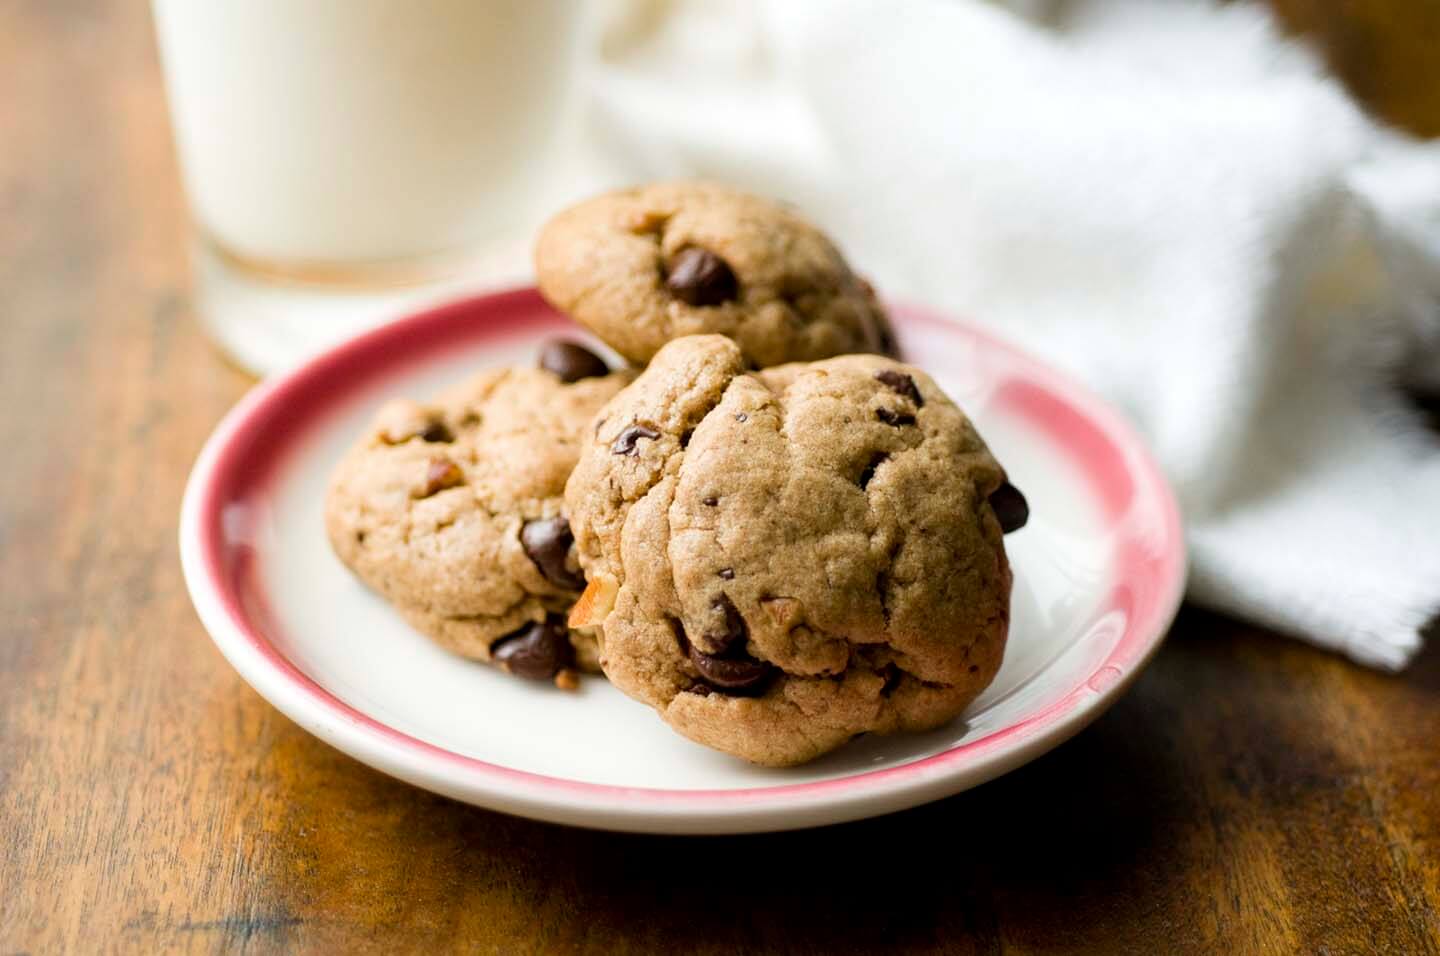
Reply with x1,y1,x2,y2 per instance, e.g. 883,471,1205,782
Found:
152,0,582,373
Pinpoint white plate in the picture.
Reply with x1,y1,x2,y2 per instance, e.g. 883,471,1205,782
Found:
180,288,1185,834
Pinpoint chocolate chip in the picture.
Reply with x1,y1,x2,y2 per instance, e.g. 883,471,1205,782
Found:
704,593,748,656
491,615,573,680
876,408,916,427
702,496,718,507
672,604,772,694
688,682,712,696
539,340,609,383
421,457,464,496
611,424,661,456
520,516,585,590
874,369,923,407
688,646,773,694
989,482,1030,534
420,421,454,443
718,568,735,580
858,452,889,489
665,247,739,306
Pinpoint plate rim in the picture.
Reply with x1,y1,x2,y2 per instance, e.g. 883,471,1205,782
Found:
178,286,1186,834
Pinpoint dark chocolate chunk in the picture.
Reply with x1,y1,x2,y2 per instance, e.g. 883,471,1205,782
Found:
874,369,923,407
674,604,771,694
688,646,773,693
702,496,718,507
665,247,739,306
875,407,916,427
492,615,573,680
539,340,609,383
520,516,585,590
420,421,454,443
989,482,1029,533
611,424,662,456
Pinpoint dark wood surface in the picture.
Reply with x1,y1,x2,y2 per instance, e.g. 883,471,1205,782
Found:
2,2,1438,953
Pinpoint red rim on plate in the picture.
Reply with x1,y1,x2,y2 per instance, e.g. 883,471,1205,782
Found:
179,288,1186,832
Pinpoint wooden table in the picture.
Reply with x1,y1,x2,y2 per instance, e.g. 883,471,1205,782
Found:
3,3,1437,953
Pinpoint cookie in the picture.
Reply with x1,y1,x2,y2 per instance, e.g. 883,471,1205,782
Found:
534,181,897,368
565,335,1024,765
325,341,632,684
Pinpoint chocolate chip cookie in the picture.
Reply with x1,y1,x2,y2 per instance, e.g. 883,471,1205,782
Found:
534,181,897,368
325,341,632,685
565,335,1024,764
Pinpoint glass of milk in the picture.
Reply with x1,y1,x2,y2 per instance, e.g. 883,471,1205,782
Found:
152,0,583,374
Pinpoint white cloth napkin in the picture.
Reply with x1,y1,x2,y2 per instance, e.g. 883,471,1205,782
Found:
564,0,1440,669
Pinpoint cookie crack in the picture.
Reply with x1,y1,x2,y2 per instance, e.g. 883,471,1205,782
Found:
876,535,905,626
567,271,627,325
405,578,544,634
664,374,759,637
856,648,953,699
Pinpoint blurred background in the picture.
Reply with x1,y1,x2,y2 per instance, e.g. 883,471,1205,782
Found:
3,2,1439,953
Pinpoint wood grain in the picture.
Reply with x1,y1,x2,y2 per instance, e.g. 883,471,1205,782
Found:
1,1,1437,953
1267,0,1440,137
